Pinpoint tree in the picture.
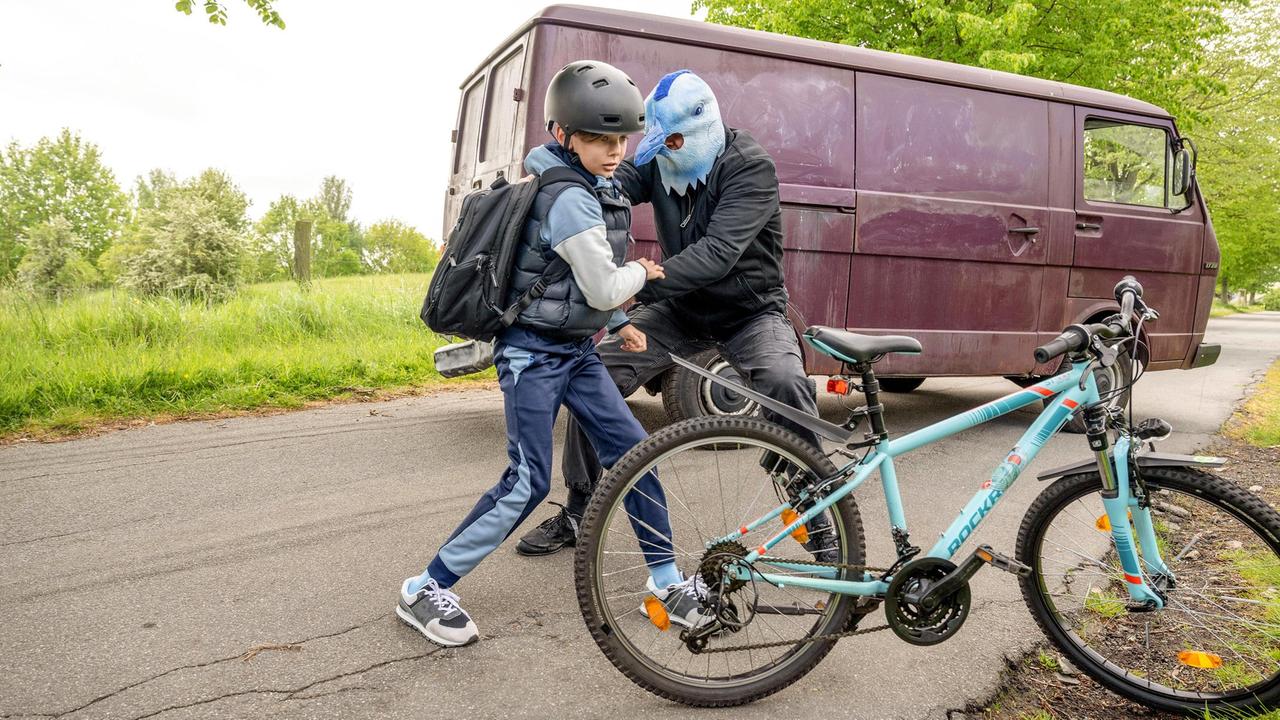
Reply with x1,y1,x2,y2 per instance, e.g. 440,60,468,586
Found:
117,170,251,301
695,0,1244,128
175,0,284,28
1190,2,1280,301
363,220,440,274
319,176,352,223
0,129,128,278
16,217,100,299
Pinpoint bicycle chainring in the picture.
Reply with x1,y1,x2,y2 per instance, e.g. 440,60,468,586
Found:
884,557,971,646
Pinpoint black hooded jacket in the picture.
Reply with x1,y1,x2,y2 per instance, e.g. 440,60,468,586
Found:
614,127,787,338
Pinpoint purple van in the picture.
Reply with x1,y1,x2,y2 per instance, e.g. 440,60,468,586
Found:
444,5,1220,423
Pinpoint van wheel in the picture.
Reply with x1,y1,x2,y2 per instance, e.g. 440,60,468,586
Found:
661,348,758,424
879,377,925,393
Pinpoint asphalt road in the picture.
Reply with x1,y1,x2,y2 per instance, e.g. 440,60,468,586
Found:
2,312,1278,720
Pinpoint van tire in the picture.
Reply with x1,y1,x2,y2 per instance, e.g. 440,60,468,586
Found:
1061,350,1135,433
879,377,925,393
660,348,758,424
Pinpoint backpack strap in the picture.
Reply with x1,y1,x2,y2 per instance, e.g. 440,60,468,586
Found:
500,167,599,327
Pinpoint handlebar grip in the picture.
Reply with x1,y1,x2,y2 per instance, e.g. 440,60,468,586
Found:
1034,325,1089,364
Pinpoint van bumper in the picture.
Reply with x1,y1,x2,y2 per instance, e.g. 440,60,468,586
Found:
1189,343,1222,369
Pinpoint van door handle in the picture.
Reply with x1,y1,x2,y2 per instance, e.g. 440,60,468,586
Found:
1008,226,1040,235
472,178,482,190
1076,222,1101,231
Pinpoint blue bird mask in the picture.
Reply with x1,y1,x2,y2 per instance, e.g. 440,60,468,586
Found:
634,70,726,196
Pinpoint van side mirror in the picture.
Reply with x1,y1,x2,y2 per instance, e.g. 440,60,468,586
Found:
1170,137,1197,210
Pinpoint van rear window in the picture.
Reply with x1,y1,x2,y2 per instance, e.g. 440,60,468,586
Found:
453,77,485,177
480,47,525,164
1083,119,1172,208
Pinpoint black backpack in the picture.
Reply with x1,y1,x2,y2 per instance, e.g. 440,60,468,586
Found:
421,167,593,341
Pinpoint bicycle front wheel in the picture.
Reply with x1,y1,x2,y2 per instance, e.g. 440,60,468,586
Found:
575,416,866,707
1018,466,1280,715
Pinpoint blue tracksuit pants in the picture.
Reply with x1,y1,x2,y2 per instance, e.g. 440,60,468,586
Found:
422,334,674,588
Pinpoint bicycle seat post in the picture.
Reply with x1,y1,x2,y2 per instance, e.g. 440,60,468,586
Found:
851,360,888,444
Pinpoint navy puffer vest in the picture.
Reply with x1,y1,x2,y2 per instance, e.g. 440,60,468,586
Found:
506,181,632,340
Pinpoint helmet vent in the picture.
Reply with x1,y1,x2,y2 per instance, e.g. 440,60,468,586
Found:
592,78,610,88
601,115,620,125
575,64,594,74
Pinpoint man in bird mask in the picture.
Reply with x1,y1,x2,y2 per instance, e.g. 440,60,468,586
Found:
517,69,834,562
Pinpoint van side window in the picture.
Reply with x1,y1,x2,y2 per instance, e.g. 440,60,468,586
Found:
480,47,525,164
454,77,485,177
1082,119,1175,208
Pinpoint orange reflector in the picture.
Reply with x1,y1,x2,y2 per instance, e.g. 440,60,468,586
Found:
1177,650,1223,669
1096,511,1135,532
827,377,850,395
976,548,993,563
643,596,670,631
781,508,810,544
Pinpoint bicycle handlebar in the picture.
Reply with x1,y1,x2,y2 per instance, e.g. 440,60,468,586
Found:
1033,275,1148,365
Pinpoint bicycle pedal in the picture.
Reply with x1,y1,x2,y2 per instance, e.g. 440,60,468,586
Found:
975,545,1032,577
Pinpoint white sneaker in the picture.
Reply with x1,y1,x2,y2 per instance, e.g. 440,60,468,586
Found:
639,574,717,629
396,578,479,647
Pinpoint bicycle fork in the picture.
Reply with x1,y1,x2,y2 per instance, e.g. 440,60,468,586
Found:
1087,406,1171,609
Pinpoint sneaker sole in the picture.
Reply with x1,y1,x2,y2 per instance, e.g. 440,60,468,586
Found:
395,605,477,648
514,539,575,557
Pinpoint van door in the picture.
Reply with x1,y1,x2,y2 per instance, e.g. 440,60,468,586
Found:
1070,108,1203,367
443,39,529,238
852,73,1050,376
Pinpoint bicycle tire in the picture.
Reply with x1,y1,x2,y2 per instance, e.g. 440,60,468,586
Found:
575,415,866,707
1017,466,1280,715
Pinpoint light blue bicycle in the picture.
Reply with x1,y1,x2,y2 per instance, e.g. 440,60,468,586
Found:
576,278,1280,715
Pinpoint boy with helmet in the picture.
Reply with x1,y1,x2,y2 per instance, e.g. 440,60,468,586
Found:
396,61,708,648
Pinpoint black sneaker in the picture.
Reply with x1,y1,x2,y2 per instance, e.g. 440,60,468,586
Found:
515,503,579,556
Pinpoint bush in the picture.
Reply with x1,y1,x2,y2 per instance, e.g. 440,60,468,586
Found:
1264,288,1280,311
120,192,245,302
15,217,101,299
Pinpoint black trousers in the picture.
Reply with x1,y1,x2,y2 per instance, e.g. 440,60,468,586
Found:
562,301,821,504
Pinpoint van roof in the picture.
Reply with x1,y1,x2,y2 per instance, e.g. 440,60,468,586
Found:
475,4,1169,119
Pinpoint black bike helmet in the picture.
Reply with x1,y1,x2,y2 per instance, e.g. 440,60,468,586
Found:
544,60,645,138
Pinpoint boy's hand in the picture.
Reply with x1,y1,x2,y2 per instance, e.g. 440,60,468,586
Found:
636,257,665,280
617,325,647,353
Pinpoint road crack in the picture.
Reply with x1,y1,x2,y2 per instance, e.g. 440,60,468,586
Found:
24,612,391,718
126,650,439,720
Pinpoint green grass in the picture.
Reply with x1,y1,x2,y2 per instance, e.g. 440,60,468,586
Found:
1228,360,1280,448
1211,299,1266,318
0,274,489,438
1083,587,1127,618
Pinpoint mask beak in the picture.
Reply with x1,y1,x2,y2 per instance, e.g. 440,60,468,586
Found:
634,119,667,166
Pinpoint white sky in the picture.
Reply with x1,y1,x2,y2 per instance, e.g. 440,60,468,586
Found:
0,1,700,240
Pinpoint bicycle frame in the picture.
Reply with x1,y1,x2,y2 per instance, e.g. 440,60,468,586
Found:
714,359,1169,608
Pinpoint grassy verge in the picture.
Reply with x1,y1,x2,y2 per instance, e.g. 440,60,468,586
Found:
1227,360,1280,448
0,274,492,439
1211,300,1266,318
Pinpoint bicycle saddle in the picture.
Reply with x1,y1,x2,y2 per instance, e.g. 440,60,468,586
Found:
804,326,923,363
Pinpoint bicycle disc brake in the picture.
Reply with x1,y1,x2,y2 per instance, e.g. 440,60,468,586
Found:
884,557,972,646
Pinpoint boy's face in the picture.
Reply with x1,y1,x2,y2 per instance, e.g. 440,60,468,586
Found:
556,127,628,178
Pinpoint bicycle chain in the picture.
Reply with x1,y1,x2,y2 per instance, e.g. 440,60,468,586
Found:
689,556,893,655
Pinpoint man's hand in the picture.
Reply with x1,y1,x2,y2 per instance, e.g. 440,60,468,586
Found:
617,324,647,353
637,257,665,281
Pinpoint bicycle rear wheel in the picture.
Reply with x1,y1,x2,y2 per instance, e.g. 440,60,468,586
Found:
575,416,865,707
1017,466,1280,715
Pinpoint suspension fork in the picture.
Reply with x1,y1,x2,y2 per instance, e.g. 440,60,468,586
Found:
1086,406,1167,607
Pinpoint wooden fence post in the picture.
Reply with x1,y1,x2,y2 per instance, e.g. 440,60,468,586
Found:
293,220,313,286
